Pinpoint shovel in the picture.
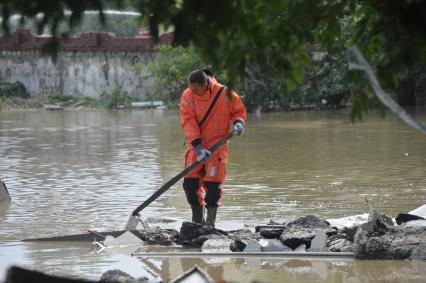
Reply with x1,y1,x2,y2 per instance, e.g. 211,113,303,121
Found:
124,129,238,230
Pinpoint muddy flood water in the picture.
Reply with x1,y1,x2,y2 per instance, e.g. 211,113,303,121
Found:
0,109,425,282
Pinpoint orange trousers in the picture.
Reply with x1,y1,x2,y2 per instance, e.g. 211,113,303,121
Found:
183,146,227,207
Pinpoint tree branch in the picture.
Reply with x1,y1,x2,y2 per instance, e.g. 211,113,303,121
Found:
348,46,426,134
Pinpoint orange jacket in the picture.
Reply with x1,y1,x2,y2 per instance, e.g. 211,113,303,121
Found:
180,81,246,150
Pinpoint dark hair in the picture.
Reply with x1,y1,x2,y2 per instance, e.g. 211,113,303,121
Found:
202,68,214,77
188,69,207,85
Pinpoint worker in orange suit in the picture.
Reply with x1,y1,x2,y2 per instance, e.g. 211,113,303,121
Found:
180,69,246,227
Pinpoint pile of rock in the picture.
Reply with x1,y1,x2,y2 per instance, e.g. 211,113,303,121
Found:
353,209,426,260
133,207,426,260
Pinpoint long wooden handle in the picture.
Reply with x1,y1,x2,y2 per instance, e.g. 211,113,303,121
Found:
132,130,237,216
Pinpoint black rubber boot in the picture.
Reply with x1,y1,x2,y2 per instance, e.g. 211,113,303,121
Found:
205,207,217,227
191,205,205,224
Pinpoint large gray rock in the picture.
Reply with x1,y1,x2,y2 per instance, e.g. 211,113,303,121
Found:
279,227,318,250
227,229,261,251
138,228,179,246
285,215,334,230
279,215,337,250
354,209,426,259
179,222,227,244
99,270,149,283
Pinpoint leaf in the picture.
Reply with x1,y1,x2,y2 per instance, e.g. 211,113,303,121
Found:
287,78,297,92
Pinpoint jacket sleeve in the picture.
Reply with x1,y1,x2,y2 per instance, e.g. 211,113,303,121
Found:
180,91,201,147
230,90,247,126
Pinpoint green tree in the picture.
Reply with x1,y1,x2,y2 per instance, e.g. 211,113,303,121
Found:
134,45,206,106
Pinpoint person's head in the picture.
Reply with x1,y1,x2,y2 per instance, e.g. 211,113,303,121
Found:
202,68,214,78
188,69,208,96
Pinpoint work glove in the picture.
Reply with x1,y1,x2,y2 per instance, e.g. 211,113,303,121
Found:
233,121,244,136
195,144,211,162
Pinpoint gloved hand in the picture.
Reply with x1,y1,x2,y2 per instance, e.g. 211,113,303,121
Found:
195,144,211,162
233,121,244,136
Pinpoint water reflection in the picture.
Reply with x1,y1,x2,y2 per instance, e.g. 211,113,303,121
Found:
132,255,426,283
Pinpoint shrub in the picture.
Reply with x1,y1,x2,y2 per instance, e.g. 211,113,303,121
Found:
0,81,29,98
102,84,131,109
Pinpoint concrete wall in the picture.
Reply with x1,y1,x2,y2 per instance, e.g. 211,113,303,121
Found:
0,30,173,98
0,50,154,98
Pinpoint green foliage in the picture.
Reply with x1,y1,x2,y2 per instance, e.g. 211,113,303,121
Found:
102,84,131,109
0,81,29,98
235,63,288,112
46,91,68,102
134,45,206,105
138,44,358,112
0,95,45,109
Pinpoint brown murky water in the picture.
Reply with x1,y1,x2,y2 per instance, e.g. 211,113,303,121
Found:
0,109,425,282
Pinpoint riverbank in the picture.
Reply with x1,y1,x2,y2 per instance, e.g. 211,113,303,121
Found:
0,95,99,111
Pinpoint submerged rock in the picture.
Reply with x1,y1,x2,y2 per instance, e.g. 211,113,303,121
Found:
201,238,234,253
242,240,262,252
138,228,179,246
408,243,426,261
100,270,149,283
260,239,291,252
354,209,426,259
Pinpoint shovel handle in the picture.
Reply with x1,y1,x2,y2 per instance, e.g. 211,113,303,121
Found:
132,130,237,216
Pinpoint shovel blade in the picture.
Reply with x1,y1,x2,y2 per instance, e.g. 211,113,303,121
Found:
124,215,140,230
124,213,152,231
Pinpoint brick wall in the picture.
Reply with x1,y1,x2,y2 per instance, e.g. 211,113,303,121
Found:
0,29,173,53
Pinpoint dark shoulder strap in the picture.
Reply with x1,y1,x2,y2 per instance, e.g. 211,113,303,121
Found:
198,85,225,127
